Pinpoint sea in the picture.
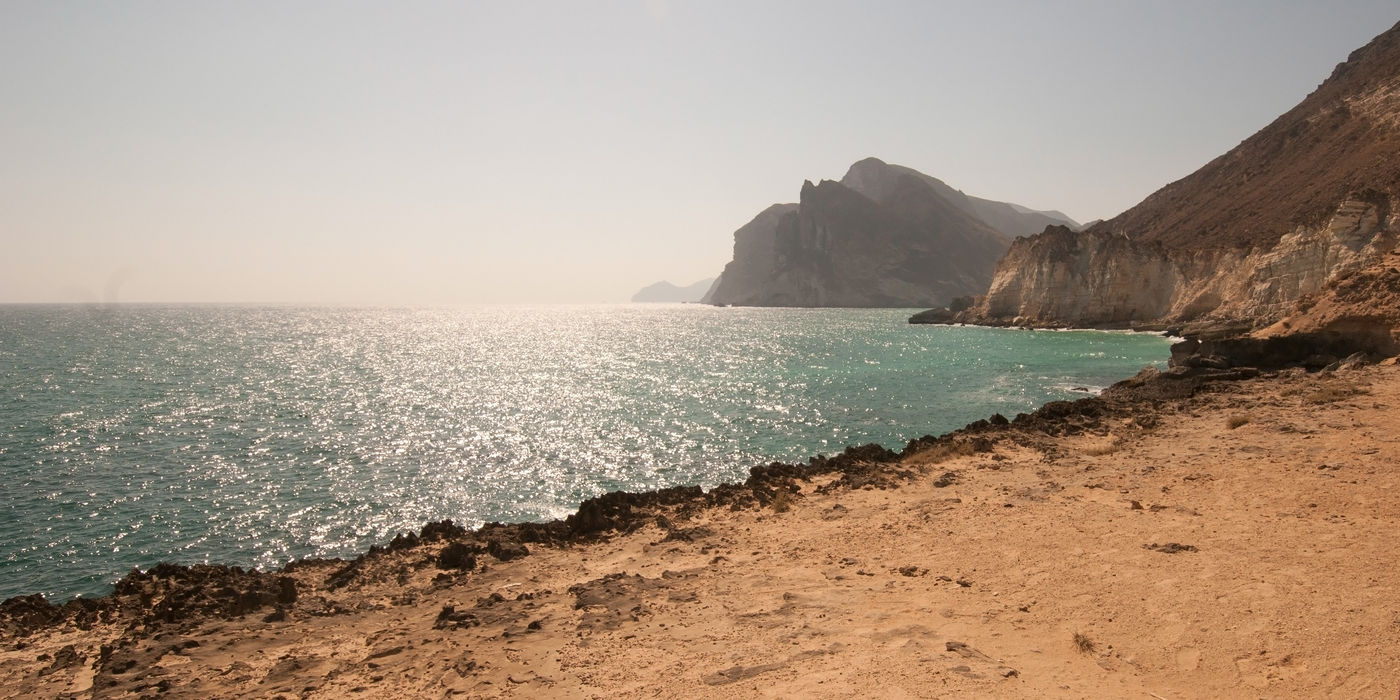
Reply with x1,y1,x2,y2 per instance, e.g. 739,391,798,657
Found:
0,304,1172,602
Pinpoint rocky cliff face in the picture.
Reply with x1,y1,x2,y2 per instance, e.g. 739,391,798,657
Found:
966,21,1400,335
979,198,1398,333
707,159,1074,308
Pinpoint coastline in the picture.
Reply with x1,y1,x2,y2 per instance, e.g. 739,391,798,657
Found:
3,350,1399,697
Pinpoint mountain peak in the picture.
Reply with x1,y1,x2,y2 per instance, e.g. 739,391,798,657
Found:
704,161,1060,308
840,158,1079,236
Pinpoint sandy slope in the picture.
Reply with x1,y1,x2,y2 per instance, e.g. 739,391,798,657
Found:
2,366,1399,699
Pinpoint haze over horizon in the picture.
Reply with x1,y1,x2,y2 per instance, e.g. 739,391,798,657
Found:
4,1,1398,305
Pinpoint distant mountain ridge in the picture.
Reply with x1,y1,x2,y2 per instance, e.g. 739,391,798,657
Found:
705,158,1079,308
631,278,715,303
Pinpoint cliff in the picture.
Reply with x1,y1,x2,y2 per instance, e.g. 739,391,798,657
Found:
707,159,1076,308
966,21,1400,339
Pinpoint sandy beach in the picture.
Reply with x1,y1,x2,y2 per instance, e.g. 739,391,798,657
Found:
3,362,1399,699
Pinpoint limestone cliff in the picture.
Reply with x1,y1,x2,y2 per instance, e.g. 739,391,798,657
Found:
965,21,1400,335
706,159,1074,308
979,198,1397,333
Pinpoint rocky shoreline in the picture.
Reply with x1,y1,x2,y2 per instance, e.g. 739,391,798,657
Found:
0,331,1258,639
4,332,1397,697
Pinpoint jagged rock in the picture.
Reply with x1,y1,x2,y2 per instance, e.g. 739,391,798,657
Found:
39,644,84,675
486,540,529,562
0,594,61,636
419,520,468,541
437,543,480,571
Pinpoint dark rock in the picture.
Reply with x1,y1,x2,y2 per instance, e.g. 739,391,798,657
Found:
909,308,956,324
1171,332,1386,372
1304,354,1338,370
434,605,479,630
106,562,295,625
486,540,530,562
38,644,84,676
1185,354,1231,369
0,594,61,636
419,519,468,541
1144,542,1198,554
277,577,297,605
388,532,420,551
437,543,480,571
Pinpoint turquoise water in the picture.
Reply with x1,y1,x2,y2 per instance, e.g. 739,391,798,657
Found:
0,304,1171,601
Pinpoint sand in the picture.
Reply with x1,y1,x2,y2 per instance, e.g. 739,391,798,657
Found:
2,365,1399,699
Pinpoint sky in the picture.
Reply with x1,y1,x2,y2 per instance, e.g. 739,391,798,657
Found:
2,1,1398,305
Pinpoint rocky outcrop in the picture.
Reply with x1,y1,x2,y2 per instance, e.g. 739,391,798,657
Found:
1257,238,1400,353
963,21,1400,337
707,159,1074,308
978,226,1177,328
973,197,1398,332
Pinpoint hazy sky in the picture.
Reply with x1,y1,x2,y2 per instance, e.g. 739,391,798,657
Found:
3,1,1397,304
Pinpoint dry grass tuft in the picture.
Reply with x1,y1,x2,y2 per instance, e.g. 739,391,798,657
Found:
1305,384,1368,404
1072,631,1096,654
1082,438,1122,457
770,489,793,513
907,441,976,465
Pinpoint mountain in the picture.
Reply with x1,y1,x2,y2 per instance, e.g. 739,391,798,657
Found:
965,20,1400,344
840,157,1081,237
631,278,716,303
705,159,1078,308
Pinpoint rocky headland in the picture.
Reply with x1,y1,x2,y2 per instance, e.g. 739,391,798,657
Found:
704,158,1078,308
948,20,1400,352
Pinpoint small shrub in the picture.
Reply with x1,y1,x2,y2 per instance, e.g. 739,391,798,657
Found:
1073,631,1096,654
